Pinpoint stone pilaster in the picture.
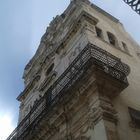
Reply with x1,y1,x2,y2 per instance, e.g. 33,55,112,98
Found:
87,93,119,140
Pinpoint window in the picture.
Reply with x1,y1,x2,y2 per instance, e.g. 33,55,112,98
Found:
95,27,103,38
137,53,140,58
128,107,140,129
122,42,129,53
107,32,116,46
61,13,66,19
46,63,54,75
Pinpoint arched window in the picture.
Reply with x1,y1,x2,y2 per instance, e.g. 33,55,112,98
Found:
107,32,117,46
95,27,103,39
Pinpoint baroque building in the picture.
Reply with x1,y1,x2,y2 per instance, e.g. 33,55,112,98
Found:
7,0,140,140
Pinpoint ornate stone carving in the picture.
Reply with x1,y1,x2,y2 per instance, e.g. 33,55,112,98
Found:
99,96,118,123
87,95,118,130
88,106,102,127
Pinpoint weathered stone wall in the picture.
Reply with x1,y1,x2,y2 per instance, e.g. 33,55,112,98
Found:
82,3,140,140
16,0,140,140
82,2,140,140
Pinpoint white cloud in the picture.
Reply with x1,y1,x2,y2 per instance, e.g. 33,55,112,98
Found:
0,114,15,140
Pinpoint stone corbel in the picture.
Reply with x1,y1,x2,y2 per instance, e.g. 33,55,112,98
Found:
87,96,118,130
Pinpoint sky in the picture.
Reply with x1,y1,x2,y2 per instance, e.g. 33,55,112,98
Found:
0,0,140,139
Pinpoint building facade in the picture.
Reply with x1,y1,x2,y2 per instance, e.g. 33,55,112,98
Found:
7,0,140,140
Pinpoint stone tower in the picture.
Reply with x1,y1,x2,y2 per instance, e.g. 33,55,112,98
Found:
7,0,140,140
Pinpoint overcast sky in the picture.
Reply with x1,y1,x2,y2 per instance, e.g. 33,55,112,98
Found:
0,0,140,139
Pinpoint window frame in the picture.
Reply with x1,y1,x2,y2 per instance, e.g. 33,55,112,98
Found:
107,32,117,47
95,26,103,39
128,107,140,129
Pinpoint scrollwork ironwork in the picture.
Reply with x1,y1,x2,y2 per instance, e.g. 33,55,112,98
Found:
123,0,140,15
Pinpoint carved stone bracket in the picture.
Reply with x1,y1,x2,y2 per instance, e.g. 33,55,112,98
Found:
99,96,118,123
88,95,118,131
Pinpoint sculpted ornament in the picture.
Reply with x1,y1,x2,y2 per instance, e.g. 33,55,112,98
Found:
99,97,118,123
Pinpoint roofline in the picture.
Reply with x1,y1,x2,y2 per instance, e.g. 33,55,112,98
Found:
90,3,120,23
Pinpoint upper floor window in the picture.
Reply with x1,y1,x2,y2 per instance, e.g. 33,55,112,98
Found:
107,32,116,46
46,63,54,76
128,107,140,129
122,42,129,53
137,53,140,58
95,27,103,39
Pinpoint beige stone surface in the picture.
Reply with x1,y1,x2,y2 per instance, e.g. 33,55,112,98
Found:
7,0,140,140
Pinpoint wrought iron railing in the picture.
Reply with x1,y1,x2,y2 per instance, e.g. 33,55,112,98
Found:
123,0,140,15
7,43,130,140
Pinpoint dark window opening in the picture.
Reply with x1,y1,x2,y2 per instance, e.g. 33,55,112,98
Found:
128,107,140,129
95,27,103,38
46,63,54,75
137,53,140,58
107,32,116,46
61,13,66,19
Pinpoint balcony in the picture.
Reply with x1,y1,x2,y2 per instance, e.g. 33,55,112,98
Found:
7,43,130,140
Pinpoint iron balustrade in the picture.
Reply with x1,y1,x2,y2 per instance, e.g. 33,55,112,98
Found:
123,0,140,15
7,43,130,140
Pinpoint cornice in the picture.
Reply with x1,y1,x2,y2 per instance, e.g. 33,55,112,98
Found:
90,3,119,23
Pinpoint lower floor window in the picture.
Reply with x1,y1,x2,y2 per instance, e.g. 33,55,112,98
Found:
128,107,140,129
